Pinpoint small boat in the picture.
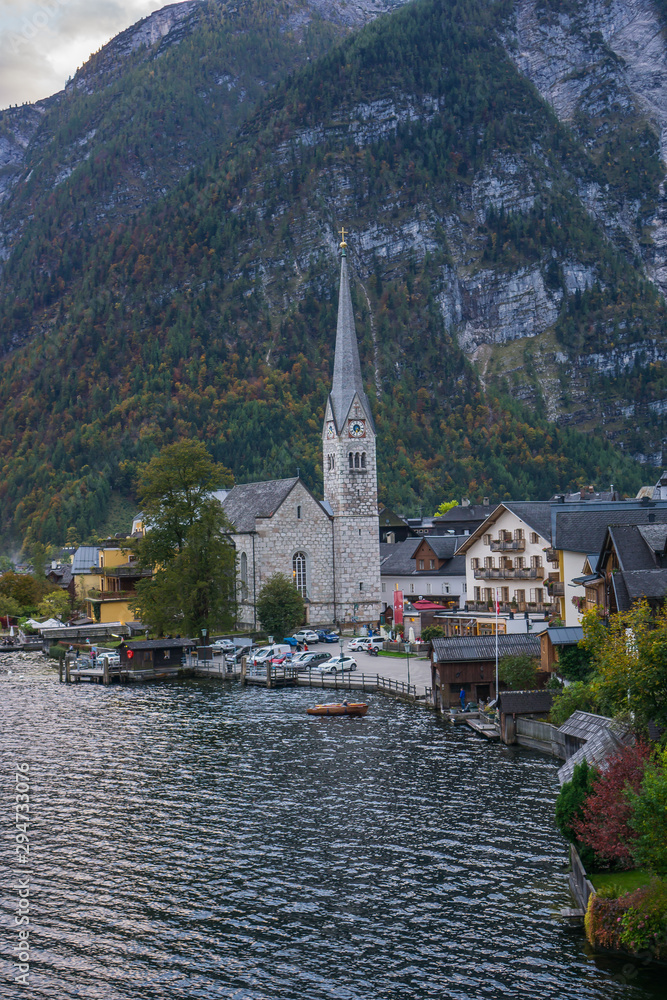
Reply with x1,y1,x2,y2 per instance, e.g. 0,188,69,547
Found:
306,702,368,717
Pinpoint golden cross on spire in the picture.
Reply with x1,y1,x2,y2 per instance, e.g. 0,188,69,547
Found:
339,226,347,255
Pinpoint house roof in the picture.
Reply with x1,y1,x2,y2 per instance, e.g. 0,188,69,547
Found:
616,569,667,607
543,626,584,646
456,502,552,553
71,546,100,575
558,709,614,740
557,719,633,784
420,536,462,559
380,538,421,574
221,478,301,533
432,633,540,662
552,505,667,553
123,638,196,650
607,524,658,571
411,599,449,610
497,690,553,715
378,504,409,529
380,538,465,577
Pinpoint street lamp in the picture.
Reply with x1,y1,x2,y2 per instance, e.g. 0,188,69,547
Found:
406,641,411,690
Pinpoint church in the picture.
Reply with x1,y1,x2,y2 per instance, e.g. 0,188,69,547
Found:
221,236,381,629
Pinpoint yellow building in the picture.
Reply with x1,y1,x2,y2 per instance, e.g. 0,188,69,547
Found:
72,541,149,624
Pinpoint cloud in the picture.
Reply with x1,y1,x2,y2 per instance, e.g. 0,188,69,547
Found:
0,0,170,109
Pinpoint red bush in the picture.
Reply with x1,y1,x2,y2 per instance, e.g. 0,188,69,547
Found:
573,741,652,868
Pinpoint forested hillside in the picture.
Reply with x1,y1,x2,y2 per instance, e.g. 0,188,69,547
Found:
0,0,664,548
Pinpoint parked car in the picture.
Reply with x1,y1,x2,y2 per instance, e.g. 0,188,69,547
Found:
249,643,292,666
213,639,236,655
293,629,320,645
282,636,299,647
366,636,385,650
317,630,339,643
316,655,357,673
294,651,332,671
348,637,371,652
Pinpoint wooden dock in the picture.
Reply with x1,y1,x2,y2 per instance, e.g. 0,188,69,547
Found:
465,716,500,740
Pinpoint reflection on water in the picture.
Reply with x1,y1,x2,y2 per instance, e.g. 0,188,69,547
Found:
0,655,663,999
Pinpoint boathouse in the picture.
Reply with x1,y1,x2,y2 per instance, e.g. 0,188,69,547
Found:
119,638,196,670
496,689,554,744
430,633,541,709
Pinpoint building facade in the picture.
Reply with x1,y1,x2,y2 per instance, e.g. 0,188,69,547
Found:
457,502,554,614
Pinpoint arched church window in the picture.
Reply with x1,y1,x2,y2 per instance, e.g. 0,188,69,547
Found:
348,452,353,469
240,552,248,599
293,551,307,597
354,453,360,469
361,452,366,469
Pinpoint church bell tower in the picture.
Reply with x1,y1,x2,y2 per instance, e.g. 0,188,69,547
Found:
323,231,381,625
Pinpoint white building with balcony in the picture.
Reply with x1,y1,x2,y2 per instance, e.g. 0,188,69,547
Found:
456,502,556,614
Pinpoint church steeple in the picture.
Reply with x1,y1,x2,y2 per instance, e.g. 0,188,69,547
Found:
328,241,375,434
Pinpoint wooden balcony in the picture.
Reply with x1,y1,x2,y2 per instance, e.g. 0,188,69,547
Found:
473,567,545,580
490,538,525,552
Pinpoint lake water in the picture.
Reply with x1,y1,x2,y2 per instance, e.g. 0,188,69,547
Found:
1,653,663,999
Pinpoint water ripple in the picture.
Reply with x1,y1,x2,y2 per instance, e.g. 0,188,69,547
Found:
0,656,663,999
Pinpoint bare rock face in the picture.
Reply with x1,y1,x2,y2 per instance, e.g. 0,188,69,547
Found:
505,0,667,294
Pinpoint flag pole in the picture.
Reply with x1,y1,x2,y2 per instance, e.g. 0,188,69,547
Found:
495,586,499,703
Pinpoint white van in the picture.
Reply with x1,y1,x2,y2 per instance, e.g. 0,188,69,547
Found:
250,644,292,666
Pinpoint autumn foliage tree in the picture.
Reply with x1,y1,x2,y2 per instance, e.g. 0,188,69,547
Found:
572,741,652,870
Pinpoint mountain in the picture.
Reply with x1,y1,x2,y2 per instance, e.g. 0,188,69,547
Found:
0,0,664,548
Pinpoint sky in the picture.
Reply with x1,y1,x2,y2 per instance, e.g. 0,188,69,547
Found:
0,0,173,110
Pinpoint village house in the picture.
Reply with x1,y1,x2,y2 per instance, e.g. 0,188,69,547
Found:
72,540,148,625
548,496,667,624
456,502,553,615
379,535,466,612
575,519,667,616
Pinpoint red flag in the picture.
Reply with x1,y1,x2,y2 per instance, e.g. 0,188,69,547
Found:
393,589,404,625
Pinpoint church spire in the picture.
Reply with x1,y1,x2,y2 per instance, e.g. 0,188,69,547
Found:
329,238,375,433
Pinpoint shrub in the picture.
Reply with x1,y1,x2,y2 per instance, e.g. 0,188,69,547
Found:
550,681,597,726
555,760,598,870
620,879,667,958
421,626,445,642
573,741,652,870
48,644,67,660
628,747,667,876
498,653,539,690
586,879,667,960
557,643,594,683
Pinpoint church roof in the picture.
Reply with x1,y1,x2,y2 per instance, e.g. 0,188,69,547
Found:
221,478,299,533
329,254,375,433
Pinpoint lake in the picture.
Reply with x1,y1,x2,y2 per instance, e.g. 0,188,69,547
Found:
1,653,663,999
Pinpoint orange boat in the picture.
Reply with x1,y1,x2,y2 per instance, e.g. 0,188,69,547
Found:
306,702,368,717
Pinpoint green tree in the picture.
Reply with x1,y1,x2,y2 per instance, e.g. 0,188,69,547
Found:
581,602,667,734
433,500,459,517
499,653,539,690
37,590,71,620
555,759,598,870
256,573,305,637
557,643,594,683
130,441,236,636
550,681,598,727
421,625,446,642
628,747,667,876
0,571,49,611
0,595,22,618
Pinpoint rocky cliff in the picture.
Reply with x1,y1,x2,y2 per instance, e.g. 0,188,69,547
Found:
0,0,664,546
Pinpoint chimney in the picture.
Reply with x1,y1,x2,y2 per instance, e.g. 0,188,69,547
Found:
483,497,489,506
461,498,470,507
